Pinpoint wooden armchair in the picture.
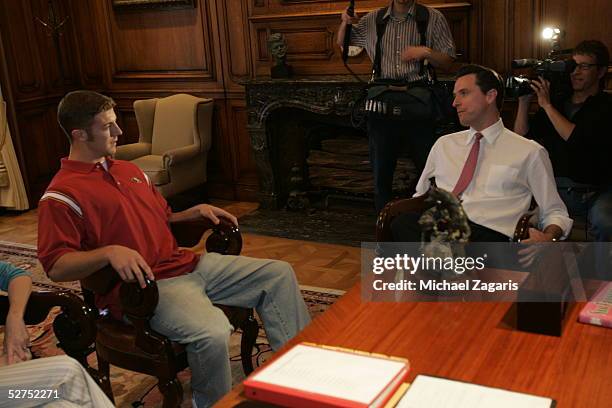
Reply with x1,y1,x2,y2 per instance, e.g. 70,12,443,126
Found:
376,194,534,242
76,218,259,407
376,195,575,336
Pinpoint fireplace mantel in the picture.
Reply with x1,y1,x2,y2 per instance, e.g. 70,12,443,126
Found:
244,76,368,208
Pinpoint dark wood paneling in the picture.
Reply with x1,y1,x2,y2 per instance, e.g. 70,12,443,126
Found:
541,0,612,55
30,0,79,91
1,0,610,205
18,106,69,202
70,0,105,85
248,3,472,78
229,99,259,201
0,2,44,98
105,2,212,80
218,0,253,93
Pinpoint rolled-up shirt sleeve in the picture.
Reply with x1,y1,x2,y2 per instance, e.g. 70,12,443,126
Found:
428,9,456,58
349,12,371,48
526,147,573,239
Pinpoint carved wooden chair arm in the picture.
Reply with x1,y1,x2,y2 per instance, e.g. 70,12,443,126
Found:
512,211,537,242
171,217,243,254
1,290,97,368
376,195,429,242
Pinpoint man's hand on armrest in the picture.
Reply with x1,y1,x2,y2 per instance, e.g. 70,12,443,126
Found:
169,204,238,227
49,246,154,289
523,225,563,243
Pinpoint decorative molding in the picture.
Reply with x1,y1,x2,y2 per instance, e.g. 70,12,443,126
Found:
249,2,471,21
112,0,196,11
111,70,214,81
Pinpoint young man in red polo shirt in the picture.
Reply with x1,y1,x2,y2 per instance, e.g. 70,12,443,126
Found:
37,90,310,407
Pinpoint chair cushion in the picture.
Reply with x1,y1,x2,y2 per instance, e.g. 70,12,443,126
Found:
131,155,169,186
151,94,204,156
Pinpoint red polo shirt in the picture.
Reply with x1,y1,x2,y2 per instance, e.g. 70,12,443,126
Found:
38,158,199,319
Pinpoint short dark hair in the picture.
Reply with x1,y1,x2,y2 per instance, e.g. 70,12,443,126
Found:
57,90,116,143
574,40,610,67
574,40,609,89
455,64,505,110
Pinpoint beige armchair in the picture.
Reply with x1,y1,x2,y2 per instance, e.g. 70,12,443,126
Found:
115,94,212,198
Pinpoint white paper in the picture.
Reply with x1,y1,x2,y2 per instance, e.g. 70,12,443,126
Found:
397,375,552,408
250,344,407,405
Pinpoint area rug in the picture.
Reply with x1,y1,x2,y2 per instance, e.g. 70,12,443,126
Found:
239,206,377,247
0,241,344,407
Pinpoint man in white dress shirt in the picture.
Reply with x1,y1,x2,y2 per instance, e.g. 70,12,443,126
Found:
391,64,572,242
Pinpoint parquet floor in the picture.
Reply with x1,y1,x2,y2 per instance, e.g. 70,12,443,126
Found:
0,201,361,291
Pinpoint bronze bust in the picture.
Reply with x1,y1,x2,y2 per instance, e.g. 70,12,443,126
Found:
268,33,292,78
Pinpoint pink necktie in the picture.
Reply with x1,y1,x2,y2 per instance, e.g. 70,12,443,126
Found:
452,132,483,197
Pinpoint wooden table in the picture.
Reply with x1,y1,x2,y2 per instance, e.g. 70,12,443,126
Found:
216,283,612,407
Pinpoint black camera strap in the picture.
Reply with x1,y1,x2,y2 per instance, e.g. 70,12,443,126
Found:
373,4,430,81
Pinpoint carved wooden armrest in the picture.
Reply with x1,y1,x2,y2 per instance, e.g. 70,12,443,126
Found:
171,217,243,255
376,195,429,242
119,279,168,354
45,291,98,356
0,290,96,366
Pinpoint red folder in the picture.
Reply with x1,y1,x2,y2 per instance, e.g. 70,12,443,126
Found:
243,343,410,408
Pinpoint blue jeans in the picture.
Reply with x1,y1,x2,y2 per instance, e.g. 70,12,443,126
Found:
148,253,311,408
556,177,612,241
557,178,612,280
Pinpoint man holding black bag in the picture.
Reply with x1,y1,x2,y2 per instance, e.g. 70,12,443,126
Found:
337,0,456,212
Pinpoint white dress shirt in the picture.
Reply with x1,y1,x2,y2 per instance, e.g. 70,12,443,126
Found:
415,119,573,239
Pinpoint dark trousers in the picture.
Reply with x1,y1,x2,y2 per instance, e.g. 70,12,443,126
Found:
391,211,510,243
390,211,521,271
368,116,436,213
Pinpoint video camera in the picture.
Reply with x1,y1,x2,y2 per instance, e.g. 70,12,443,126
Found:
505,57,576,98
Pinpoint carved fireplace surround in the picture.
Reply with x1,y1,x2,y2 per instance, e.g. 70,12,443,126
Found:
244,77,367,209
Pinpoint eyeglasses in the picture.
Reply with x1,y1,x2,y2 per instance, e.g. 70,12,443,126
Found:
574,63,599,71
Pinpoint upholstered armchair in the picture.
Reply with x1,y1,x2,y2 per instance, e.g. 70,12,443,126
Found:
115,94,213,198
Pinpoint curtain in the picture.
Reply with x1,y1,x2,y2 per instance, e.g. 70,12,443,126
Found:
0,88,29,210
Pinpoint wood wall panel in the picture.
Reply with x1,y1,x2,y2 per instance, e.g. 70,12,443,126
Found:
512,0,538,61
219,0,253,92
1,0,610,205
230,100,259,201
481,0,509,71
249,3,472,78
106,3,212,80
0,2,44,97
17,106,69,201
30,0,79,91
541,0,612,55
70,1,105,85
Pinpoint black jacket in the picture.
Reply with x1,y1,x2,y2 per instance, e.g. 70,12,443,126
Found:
527,91,612,187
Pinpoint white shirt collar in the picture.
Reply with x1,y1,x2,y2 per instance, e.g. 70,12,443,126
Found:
464,118,505,145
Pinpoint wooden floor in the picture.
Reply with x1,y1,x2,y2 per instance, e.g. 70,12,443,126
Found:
0,202,361,291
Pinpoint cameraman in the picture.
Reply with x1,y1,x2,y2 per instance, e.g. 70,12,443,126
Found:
514,40,612,241
337,0,455,213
